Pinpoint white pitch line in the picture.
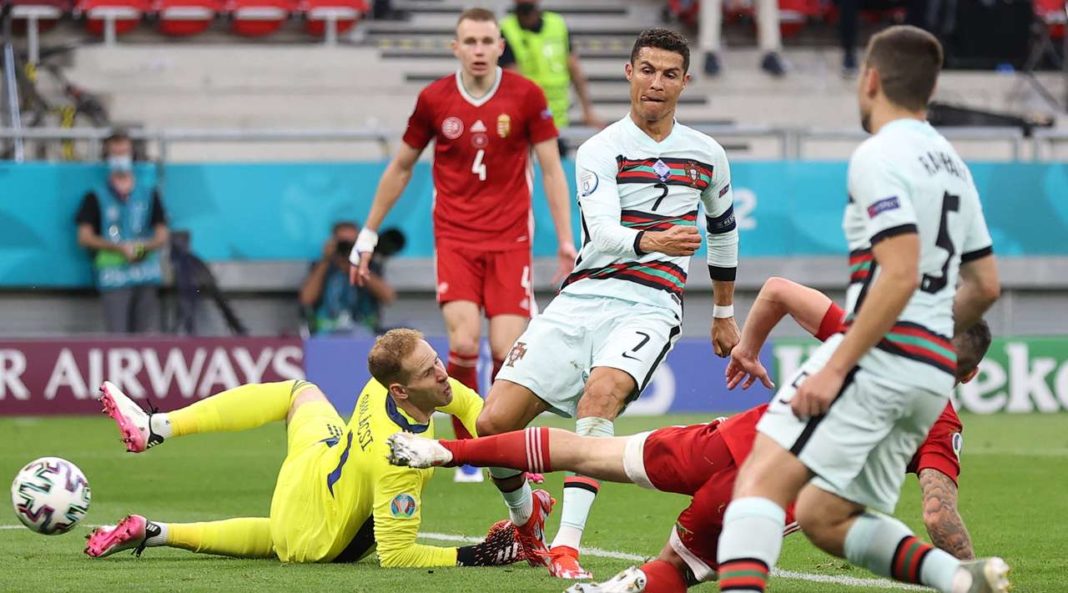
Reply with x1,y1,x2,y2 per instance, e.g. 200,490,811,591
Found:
417,532,927,591
0,525,925,590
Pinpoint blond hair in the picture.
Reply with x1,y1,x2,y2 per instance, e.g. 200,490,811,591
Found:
368,328,424,386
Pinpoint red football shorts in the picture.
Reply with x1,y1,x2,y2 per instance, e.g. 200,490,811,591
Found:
623,423,736,581
434,242,533,318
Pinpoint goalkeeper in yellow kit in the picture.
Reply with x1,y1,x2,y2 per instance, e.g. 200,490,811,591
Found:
85,329,536,568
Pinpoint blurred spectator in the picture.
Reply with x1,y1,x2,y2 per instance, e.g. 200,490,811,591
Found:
75,131,169,334
835,0,928,75
699,0,786,76
372,0,406,21
299,221,397,335
500,0,603,155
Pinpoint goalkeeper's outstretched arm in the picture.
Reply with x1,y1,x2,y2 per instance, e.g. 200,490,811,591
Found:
371,467,521,568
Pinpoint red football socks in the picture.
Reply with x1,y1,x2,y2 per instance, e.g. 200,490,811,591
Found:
447,351,479,391
440,427,552,473
639,559,688,593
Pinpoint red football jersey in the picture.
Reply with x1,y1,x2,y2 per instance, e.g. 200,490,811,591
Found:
402,68,558,250
717,403,770,467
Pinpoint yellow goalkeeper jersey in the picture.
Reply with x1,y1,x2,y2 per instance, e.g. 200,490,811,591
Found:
269,377,482,566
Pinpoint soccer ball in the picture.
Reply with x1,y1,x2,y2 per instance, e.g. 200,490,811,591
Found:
10,457,91,535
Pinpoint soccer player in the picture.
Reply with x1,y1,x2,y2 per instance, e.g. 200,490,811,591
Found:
726,277,980,561
84,329,532,569
385,301,992,593
472,28,740,578
349,7,576,396
715,25,1006,593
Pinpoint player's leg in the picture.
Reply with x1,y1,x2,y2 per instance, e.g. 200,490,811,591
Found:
489,314,526,379
714,434,809,592
438,246,487,479
568,440,739,593
549,366,633,578
798,385,1008,593
715,337,854,593
389,427,632,482
442,300,482,390
551,306,680,577
86,515,275,559
437,244,485,391
487,294,595,566
268,394,355,563
474,379,556,564
96,379,321,453
484,247,535,381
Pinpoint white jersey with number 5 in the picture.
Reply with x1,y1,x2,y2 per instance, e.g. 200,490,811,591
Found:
844,119,993,388
561,116,738,317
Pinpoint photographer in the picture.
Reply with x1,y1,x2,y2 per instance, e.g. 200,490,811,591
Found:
300,221,398,335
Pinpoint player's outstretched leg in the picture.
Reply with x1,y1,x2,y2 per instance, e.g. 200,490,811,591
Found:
97,381,165,452
98,380,316,453
839,511,1011,593
388,427,552,471
85,515,160,558
86,515,274,559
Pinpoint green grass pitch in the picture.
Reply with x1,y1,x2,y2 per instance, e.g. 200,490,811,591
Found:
2,412,1065,592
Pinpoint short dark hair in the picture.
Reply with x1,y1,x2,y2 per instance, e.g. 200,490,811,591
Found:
457,7,497,28
864,25,943,111
954,319,992,379
332,221,358,235
104,129,131,146
630,28,690,73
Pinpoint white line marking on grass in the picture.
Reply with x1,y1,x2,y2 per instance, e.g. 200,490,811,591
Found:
0,525,924,590
419,532,927,591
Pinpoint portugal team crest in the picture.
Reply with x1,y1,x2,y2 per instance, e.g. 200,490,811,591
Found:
505,341,527,367
686,161,700,185
390,493,418,518
497,113,511,138
442,117,464,140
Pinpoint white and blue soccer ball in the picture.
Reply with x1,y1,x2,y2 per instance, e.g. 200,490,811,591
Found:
10,457,91,535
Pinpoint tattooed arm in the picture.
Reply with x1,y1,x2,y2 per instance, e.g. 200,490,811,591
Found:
918,469,975,560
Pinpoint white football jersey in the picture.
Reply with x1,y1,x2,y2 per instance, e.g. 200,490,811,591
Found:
844,119,993,382
562,116,737,316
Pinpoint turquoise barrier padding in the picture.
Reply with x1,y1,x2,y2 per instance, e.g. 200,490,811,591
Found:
2,160,1065,287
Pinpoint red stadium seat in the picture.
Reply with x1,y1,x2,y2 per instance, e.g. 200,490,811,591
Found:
155,0,221,36
1035,0,1066,39
777,0,820,38
76,0,149,41
302,0,365,42
10,0,70,34
226,0,296,37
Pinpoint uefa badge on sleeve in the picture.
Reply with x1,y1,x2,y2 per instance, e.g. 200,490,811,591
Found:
390,493,418,519
579,170,598,197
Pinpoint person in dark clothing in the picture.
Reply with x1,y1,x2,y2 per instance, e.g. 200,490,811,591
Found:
75,131,169,334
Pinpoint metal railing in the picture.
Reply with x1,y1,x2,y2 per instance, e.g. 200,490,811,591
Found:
0,126,396,162
0,124,1061,162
